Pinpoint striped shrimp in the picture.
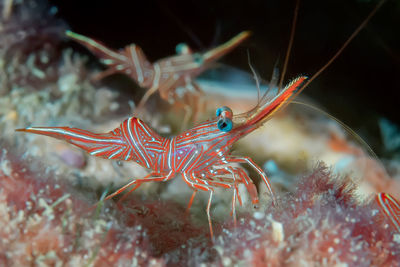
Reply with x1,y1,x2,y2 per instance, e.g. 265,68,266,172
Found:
17,76,306,239
66,30,250,123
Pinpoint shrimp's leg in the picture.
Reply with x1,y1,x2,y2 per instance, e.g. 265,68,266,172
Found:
182,102,193,131
104,170,174,201
93,67,120,81
225,166,259,226
191,80,205,100
117,183,142,204
136,73,178,112
186,190,197,214
235,167,259,207
179,85,203,129
191,81,204,95
208,167,255,207
226,166,238,227
184,172,216,240
232,186,237,227
158,74,180,101
228,156,276,205
103,180,141,202
187,81,205,124
207,190,214,240
235,182,243,206
136,85,159,111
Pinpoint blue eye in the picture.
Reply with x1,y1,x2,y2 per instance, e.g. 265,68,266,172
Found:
216,106,233,118
176,43,189,54
217,117,233,132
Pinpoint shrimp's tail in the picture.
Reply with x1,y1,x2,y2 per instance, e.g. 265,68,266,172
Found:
66,31,125,63
66,31,152,82
16,126,130,160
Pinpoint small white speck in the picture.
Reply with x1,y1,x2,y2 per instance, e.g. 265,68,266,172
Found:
253,212,264,220
393,234,400,243
222,257,232,266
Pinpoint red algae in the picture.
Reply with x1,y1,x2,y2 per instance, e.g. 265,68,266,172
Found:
0,144,164,266
118,198,207,257
212,164,400,266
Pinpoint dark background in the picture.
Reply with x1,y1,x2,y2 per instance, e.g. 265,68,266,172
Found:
50,0,399,145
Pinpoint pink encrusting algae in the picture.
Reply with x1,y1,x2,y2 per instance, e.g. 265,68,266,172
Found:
0,144,166,266
212,164,400,266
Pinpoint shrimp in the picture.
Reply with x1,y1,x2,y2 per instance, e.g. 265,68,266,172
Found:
66,30,250,124
17,76,306,239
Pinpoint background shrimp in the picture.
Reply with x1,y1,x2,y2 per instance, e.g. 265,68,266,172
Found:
66,30,250,127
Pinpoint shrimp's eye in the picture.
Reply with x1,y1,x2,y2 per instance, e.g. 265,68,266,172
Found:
176,43,190,55
217,117,233,132
216,106,233,118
